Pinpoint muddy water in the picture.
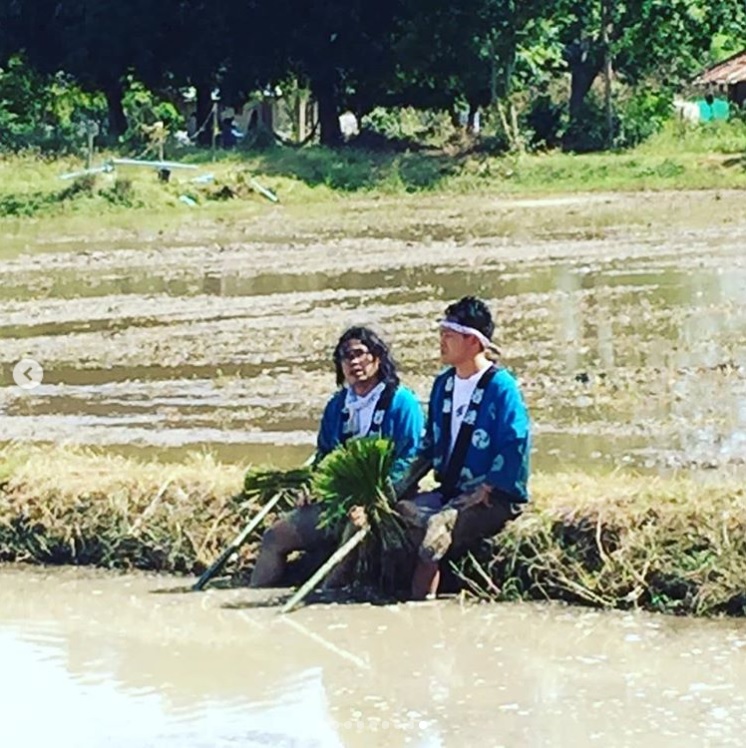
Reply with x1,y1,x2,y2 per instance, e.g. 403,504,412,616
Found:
1,193,745,472
1,567,746,747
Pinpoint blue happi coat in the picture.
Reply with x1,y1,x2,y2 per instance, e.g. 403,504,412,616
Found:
316,384,424,483
420,366,531,501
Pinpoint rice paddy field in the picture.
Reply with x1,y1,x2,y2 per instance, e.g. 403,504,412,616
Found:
1,187,745,615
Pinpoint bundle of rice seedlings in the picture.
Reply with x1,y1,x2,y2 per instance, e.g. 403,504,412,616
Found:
313,436,408,554
242,465,313,510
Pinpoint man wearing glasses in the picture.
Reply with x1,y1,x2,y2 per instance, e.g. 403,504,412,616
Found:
250,326,424,588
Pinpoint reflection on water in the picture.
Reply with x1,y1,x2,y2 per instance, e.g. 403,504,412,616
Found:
2,630,342,747
1,227,745,473
2,567,746,747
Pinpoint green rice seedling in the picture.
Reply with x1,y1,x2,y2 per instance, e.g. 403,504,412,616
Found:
313,436,408,554
242,465,313,510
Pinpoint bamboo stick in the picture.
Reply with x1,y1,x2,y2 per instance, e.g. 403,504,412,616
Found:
279,526,369,614
192,492,284,591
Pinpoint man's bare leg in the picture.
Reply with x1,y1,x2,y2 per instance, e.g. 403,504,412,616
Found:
411,559,440,599
411,506,458,599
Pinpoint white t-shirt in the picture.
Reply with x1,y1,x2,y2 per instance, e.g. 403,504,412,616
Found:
449,366,491,458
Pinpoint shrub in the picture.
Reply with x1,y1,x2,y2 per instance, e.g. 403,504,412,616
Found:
616,88,673,148
101,177,139,207
524,93,567,149
0,55,106,154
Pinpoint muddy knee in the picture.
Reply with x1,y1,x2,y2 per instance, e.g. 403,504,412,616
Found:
419,508,458,563
260,521,299,554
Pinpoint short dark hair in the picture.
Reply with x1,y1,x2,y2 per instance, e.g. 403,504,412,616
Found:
332,326,400,388
443,296,495,341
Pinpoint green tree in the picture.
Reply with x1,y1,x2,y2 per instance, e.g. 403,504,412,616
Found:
1,0,163,136
0,54,106,152
276,0,405,145
558,0,745,129
388,0,561,138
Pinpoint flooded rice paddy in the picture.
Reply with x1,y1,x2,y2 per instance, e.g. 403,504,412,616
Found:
1,192,745,474
3,567,746,747
2,192,746,746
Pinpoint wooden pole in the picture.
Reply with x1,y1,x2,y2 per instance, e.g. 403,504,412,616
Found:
602,0,614,148
86,130,94,169
211,102,218,161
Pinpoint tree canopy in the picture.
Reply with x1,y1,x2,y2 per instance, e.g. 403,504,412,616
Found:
1,0,743,147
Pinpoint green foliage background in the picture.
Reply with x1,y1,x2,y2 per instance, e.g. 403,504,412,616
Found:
0,0,743,152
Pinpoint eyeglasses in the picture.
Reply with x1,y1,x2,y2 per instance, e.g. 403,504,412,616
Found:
340,347,373,363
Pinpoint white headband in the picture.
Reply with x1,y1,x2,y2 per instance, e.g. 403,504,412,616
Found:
440,319,500,353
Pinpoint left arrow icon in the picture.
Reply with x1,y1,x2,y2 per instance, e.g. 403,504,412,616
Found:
13,358,44,389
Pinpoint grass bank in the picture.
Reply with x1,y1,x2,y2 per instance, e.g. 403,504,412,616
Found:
1,120,744,229
2,446,744,616
461,472,746,617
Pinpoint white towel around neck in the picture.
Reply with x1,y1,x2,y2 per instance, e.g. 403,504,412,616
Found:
344,381,387,437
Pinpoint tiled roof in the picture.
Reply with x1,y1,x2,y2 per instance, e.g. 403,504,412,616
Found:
695,50,746,85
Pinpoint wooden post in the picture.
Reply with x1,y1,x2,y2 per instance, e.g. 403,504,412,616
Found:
211,102,218,161
602,0,614,148
296,92,307,143
85,121,99,169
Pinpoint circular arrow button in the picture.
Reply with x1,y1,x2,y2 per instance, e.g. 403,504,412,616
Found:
13,358,44,389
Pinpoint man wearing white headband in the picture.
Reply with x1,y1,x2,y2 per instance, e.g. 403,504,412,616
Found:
396,296,531,600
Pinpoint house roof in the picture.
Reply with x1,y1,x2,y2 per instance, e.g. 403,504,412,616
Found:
695,49,746,85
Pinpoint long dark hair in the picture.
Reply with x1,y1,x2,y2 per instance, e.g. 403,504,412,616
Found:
333,326,400,388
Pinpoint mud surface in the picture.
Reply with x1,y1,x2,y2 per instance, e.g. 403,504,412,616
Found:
2,566,746,747
1,191,745,473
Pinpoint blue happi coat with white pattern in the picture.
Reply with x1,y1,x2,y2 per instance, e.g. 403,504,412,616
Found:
317,385,424,484
420,366,531,501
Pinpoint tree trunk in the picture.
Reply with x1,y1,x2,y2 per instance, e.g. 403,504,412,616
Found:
568,59,603,123
196,82,214,147
564,61,602,152
103,79,127,137
296,91,308,143
467,102,480,134
313,76,342,147
449,105,462,130
489,36,497,105
497,100,522,153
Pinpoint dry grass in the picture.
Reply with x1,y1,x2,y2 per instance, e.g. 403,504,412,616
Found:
0,444,252,574
458,472,746,616
3,445,745,616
